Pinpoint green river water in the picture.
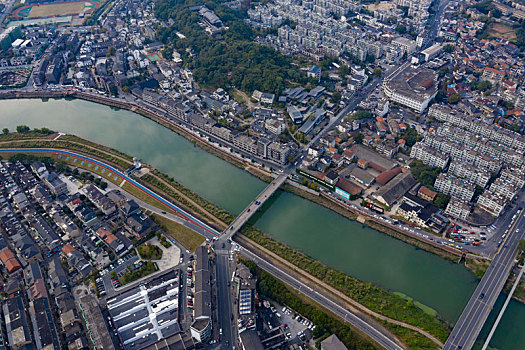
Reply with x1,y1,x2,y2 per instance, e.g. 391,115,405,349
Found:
1,98,523,349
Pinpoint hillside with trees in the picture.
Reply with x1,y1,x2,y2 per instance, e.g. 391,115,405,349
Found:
155,0,308,94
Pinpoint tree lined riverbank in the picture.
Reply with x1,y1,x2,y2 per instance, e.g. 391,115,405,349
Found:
1,98,524,349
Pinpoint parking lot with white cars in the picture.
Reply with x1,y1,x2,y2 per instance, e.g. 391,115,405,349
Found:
98,253,138,295
264,302,316,347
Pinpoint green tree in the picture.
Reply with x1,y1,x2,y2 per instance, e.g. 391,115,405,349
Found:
443,44,455,53
372,67,382,77
476,80,491,92
338,65,351,79
438,66,449,78
16,125,30,133
354,133,364,144
410,160,441,188
2,128,8,135
400,126,422,147
433,193,450,209
396,24,407,34
348,109,372,120
330,92,341,104
448,93,461,104
110,271,117,280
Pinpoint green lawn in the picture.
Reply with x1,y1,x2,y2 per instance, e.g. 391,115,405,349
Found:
152,213,205,252
121,182,176,214
120,261,158,285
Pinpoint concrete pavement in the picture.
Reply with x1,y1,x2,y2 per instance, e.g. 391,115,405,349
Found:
481,264,525,350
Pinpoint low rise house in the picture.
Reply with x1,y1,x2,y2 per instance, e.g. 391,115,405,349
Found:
44,172,68,196
125,212,156,239
3,296,32,349
417,186,437,202
321,334,348,350
0,248,22,273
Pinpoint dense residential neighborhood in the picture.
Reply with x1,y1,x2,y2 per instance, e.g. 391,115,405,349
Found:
0,0,525,348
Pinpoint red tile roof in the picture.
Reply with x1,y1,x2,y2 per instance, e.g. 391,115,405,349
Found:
376,167,402,186
62,244,75,255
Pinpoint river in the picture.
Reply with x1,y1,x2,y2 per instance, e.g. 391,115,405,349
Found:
1,98,523,349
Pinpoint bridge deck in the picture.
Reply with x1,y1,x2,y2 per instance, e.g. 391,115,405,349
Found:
223,174,287,238
443,210,524,350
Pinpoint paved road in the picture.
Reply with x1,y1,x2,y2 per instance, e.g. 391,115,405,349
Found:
214,244,234,349
238,245,404,350
304,68,396,151
422,0,450,49
474,191,525,258
443,208,525,350
482,264,525,350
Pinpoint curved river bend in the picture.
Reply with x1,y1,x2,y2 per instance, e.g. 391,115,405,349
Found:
1,98,524,349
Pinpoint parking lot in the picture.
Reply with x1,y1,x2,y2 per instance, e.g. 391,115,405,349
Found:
98,253,138,296
258,300,316,348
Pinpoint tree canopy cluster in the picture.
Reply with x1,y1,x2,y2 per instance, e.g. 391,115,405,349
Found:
155,0,307,94
410,160,441,189
515,21,525,50
400,126,422,147
347,109,372,121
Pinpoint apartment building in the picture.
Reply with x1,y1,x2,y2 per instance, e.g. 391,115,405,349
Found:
434,174,475,201
489,178,519,200
444,196,471,220
265,119,285,135
410,143,449,168
477,190,506,216
500,166,525,188
428,104,525,153
391,37,417,55
233,134,258,155
482,67,505,84
448,160,490,187
268,142,291,165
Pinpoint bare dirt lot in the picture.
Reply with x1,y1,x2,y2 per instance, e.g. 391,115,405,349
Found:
488,23,517,41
